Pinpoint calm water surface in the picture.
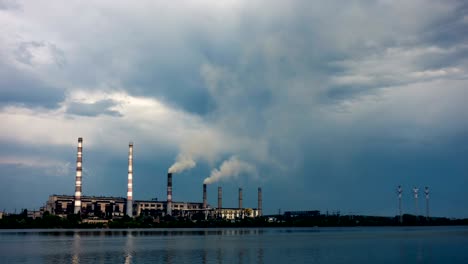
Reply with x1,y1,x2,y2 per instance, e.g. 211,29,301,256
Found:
1,226,467,263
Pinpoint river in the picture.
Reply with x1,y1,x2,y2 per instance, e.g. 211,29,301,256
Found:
1,226,467,263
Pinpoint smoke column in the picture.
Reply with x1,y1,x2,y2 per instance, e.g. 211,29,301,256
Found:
203,156,255,184
126,142,133,217
168,153,196,173
74,138,83,214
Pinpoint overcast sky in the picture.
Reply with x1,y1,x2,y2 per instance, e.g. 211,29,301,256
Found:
1,0,467,217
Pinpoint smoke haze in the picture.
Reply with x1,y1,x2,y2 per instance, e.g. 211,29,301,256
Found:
204,156,256,184
168,153,196,173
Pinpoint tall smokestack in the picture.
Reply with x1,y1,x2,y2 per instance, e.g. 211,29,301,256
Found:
238,188,243,209
258,187,262,217
167,173,172,215
126,142,133,217
218,186,222,209
74,138,83,214
203,184,207,209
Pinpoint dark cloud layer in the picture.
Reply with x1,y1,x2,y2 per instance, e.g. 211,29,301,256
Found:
0,62,65,109
0,0,20,10
0,0,467,217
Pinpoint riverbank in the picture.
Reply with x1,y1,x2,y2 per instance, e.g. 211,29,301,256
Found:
1,210,467,229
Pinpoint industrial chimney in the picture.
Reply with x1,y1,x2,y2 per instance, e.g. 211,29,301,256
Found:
126,142,133,217
238,188,243,209
203,184,207,209
218,186,222,210
258,187,262,217
74,138,83,214
167,172,172,215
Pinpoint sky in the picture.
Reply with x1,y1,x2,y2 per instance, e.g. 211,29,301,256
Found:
1,0,467,217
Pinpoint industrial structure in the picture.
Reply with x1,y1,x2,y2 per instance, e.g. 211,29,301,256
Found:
47,194,126,218
425,187,430,219
239,188,243,209
126,142,133,217
166,172,173,216
413,187,419,216
46,138,262,220
74,137,83,214
397,185,402,223
396,185,432,219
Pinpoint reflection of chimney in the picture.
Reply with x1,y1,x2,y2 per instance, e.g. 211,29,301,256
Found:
258,187,262,217
167,173,172,215
74,138,83,214
218,186,222,209
238,188,243,209
203,184,207,209
126,142,133,217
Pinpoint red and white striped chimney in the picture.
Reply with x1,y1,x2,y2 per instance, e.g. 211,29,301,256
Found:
126,142,133,217
73,138,83,214
167,173,173,215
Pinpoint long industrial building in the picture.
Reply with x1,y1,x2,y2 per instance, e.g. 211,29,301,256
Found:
46,138,262,220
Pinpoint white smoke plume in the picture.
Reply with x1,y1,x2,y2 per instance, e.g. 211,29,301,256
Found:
203,156,256,184
168,153,196,173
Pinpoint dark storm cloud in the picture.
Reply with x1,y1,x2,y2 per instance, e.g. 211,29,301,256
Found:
418,1,468,47
0,61,65,109
1,0,468,217
123,65,215,115
66,99,122,117
0,0,20,10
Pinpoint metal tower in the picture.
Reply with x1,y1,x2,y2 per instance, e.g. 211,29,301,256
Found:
424,187,430,219
413,187,419,216
397,185,403,223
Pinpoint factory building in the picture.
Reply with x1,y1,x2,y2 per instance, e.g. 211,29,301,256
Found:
135,200,204,218
45,138,262,220
46,195,126,218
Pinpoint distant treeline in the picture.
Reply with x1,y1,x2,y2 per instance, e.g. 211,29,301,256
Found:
1,210,467,229
273,213,468,227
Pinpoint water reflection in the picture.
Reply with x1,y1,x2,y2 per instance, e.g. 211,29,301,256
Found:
216,247,223,264
71,233,80,264
257,243,264,264
0,228,266,237
202,247,208,264
163,237,175,264
2,227,468,264
124,232,133,264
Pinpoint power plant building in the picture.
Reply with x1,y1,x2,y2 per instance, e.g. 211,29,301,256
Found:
46,195,126,218
45,138,262,220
